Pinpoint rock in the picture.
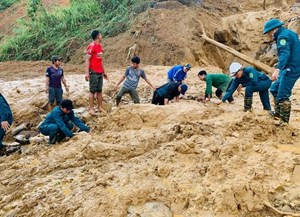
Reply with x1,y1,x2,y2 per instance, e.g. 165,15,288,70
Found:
214,29,231,43
73,107,88,114
282,204,293,212
18,130,39,138
29,135,46,144
14,135,29,145
11,123,29,136
128,202,173,217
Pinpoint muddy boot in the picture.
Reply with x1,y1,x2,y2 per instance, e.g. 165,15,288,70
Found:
6,145,21,156
0,145,7,157
56,132,66,143
244,97,253,112
273,98,280,120
49,134,57,145
277,100,291,126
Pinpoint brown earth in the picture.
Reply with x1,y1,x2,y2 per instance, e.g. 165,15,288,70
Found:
1,0,300,217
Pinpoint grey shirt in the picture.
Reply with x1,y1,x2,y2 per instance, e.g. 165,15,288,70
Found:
123,66,146,89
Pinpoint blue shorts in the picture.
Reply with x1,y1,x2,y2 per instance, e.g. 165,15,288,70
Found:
49,87,63,105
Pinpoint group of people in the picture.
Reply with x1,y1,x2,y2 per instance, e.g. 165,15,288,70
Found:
0,18,299,152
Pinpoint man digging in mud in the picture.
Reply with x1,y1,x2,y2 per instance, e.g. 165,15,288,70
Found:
215,62,273,114
114,56,156,106
39,99,90,145
152,83,188,105
85,30,109,115
45,55,69,111
0,93,13,156
167,63,192,83
263,18,300,126
198,70,235,103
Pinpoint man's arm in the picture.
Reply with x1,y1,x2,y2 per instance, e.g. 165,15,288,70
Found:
52,110,74,138
114,76,126,90
144,78,156,90
205,77,213,99
61,76,69,92
0,96,11,131
45,77,50,93
85,54,91,81
69,111,90,132
164,98,169,105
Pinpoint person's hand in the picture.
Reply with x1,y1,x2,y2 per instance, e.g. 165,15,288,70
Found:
45,87,49,93
152,86,157,90
103,73,109,81
215,99,223,105
271,69,280,81
114,85,119,91
205,97,210,102
1,121,10,132
85,73,90,81
237,84,243,93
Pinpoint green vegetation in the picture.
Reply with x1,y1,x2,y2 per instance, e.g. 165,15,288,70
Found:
0,0,19,11
0,0,149,61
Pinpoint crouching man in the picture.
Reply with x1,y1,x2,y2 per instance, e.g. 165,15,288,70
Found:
39,99,90,144
0,93,13,156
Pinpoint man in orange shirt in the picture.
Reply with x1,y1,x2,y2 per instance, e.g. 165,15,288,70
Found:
85,30,109,115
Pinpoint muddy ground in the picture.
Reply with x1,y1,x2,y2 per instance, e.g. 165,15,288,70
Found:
1,61,300,216
1,0,300,216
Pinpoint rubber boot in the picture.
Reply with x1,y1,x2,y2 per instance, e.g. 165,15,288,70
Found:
244,97,253,112
278,100,291,125
273,97,280,119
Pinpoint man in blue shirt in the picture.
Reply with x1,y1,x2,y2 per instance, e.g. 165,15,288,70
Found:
39,99,90,144
216,62,272,113
167,64,192,83
45,55,69,111
0,93,13,156
263,18,300,125
152,83,188,105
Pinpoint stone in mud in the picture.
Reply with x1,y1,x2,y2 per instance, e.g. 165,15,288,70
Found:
128,202,173,217
11,123,29,136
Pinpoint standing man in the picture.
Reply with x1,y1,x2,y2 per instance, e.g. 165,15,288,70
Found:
0,93,13,156
45,55,69,111
85,30,109,115
198,70,234,102
216,62,272,113
114,56,156,106
39,99,90,145
167,64,192,83
152,83,188,105
263,18,300,125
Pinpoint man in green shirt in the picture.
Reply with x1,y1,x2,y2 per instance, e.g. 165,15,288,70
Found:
198,70,234,102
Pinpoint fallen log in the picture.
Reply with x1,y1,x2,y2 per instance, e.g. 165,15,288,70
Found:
200,34,274,75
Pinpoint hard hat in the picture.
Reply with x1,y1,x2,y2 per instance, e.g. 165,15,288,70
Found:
229,62,242,76
263,18,284,34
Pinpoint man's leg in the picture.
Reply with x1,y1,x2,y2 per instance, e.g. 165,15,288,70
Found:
115,87,128,106
56,88,63,106
244,86,254,112
254,79,272,111
89,72,98,115
39,124,59,144
270,78,281,118
57,122,74,142
128,88,140,104
96,74,105,112
0,128,6,156
48,87,56,111
277,74,299,124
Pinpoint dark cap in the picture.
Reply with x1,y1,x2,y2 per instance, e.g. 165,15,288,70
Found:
184,64,192,70
60,99,74,110
180,84,188,95
51,55,63,62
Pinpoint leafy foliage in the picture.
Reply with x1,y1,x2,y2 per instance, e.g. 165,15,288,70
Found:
0,0,19,11
0,0,148,61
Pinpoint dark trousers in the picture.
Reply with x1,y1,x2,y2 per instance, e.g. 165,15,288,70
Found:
152,91,164,105
39,122,74,139
245,79,272,110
